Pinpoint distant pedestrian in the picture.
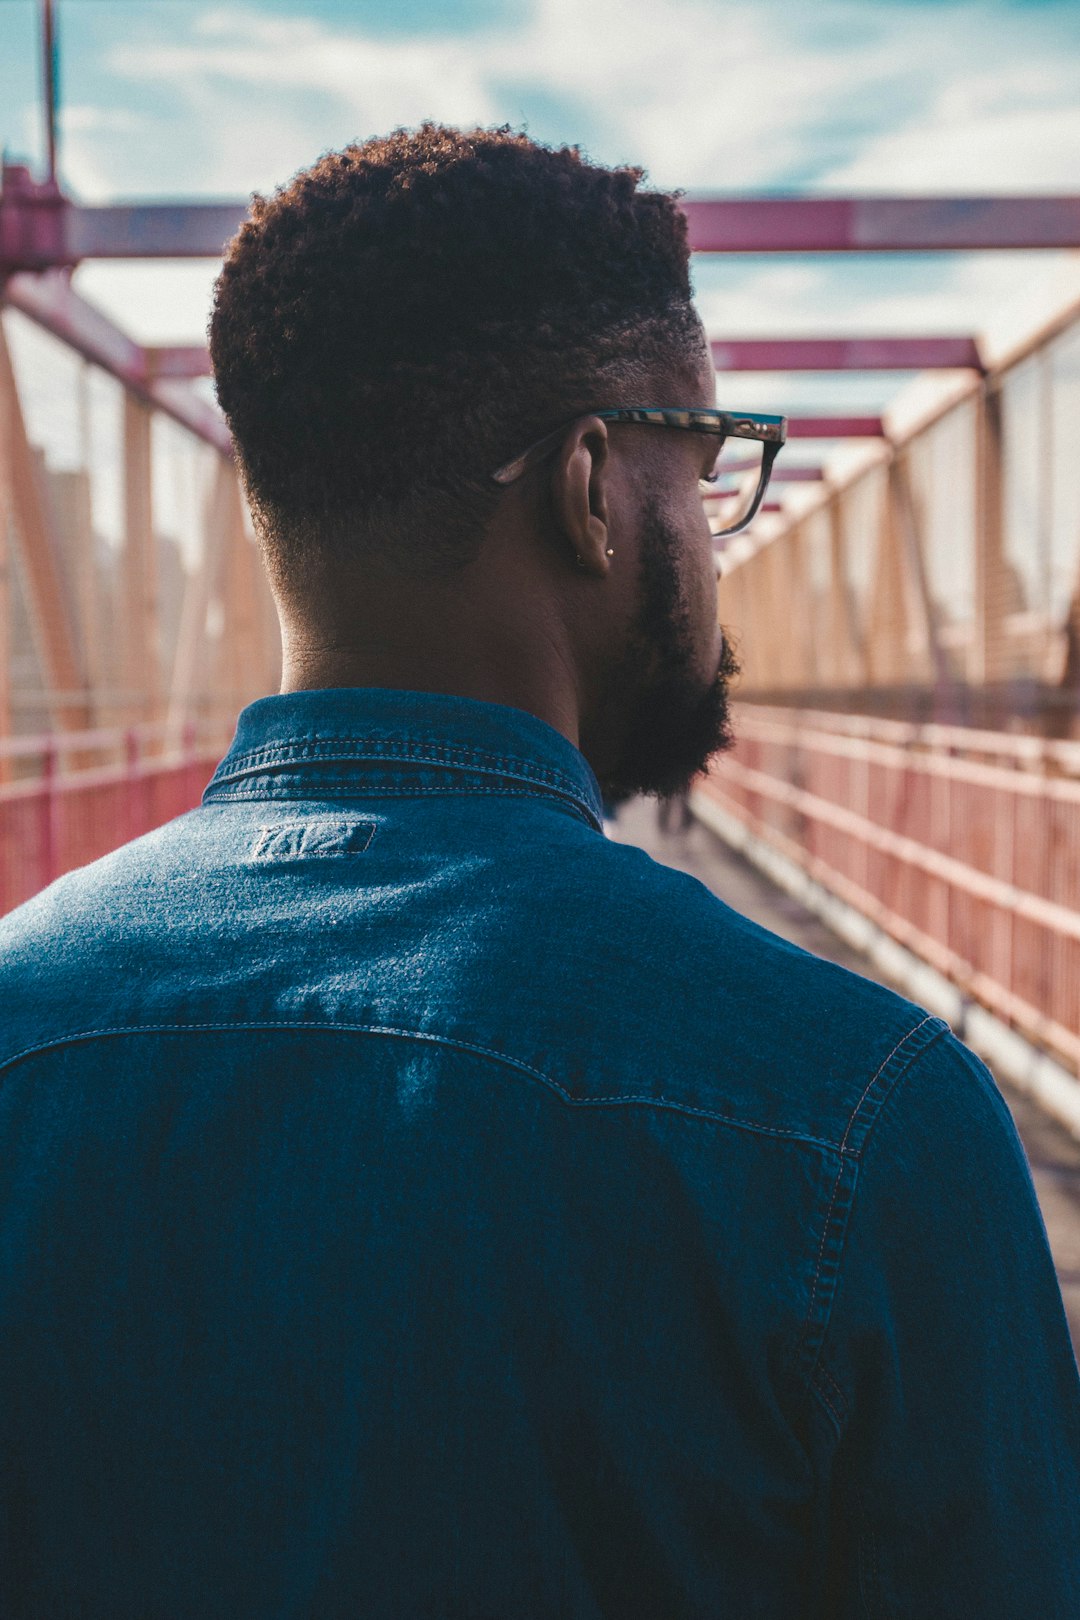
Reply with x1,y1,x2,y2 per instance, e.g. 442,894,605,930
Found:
657,785,693,832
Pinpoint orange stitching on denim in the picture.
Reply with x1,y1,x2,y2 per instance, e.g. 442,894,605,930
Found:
805,1156,848,1335
811,1371,844,1431
818,1363,846,1415
838,1014,939,1157
802,1014,947,1370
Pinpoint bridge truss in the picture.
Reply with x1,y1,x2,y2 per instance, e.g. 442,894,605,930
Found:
3,0,1080,1114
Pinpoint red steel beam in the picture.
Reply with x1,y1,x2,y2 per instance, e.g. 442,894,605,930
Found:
704,463,823,487
99,351,916,419
786,415,883,438
5,268,142,376
711,336,981,371
147,338,978,384
45,196,1080,263
59,194,1080,260
0,166,247,271
2,274,890,456
683,195,1080,252
4,165,1080,270
3,271,232,457
146,345,212,380
68,203,247,263
147,381,232,458
770,464,823,481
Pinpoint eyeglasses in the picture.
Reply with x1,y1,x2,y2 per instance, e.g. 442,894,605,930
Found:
489,406,788,537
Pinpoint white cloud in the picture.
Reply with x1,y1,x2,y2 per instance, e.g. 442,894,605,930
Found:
95,0,901,193
178,6,498,128
80,0,1080,199
57,105,150,201
49,0,1080,362
823,89,1080,192
104,5,505,193
62,105,146,136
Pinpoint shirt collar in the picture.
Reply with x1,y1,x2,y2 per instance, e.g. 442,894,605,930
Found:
203,687,606,832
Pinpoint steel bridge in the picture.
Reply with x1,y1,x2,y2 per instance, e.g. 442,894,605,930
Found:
2,3,1080,1136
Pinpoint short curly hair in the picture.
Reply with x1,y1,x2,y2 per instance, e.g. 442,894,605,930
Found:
209,123,698,585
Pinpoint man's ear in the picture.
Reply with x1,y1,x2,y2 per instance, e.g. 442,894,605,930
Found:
548,416,614,578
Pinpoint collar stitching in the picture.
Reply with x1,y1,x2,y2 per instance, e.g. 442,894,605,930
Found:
211,737,594,806
203,778,603,830
216,731,576,778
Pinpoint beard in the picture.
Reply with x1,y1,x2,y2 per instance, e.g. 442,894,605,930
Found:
596,503,741,800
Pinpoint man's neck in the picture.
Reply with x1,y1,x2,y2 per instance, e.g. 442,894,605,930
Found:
277,629,583,754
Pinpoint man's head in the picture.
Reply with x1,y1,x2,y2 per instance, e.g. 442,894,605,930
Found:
210,123,739,796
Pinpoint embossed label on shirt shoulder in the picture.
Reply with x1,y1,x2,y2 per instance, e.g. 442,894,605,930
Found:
251,819,377,861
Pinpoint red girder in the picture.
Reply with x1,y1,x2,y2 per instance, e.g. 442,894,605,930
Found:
0,271,891,457
145,345,213,380
768,465,824,481
703,464,824,489
0,165,246,271
113,340,977,386
786,416,883,438
683,195,1080,252
711,336,982,371
3,165,1080,272
3,271,232,456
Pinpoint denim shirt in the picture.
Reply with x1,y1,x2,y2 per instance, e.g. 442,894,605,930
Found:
0,686,1077,1619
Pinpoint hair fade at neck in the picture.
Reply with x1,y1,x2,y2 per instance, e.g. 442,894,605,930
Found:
209,123,696,587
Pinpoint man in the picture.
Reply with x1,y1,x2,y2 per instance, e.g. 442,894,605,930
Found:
0,125,1077,1617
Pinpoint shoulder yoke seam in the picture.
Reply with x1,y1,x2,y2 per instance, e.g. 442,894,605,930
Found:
838,1013,949,1157
0,1019,846,1154
798,1012,951,1410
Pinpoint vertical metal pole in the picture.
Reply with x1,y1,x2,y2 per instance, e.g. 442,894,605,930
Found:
122,396,159,725
72,363,105,722
124,726,140,843
41,0,59,188
974,384,1005,704
0,320,87,730
167,457,227,741
42,735,58,885
1039,353,1054,655
182,717,198,811
944,756,954,967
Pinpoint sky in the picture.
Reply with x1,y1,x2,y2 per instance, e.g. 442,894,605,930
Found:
2,0,1080,430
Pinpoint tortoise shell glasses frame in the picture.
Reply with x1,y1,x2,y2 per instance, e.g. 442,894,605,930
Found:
489,407,788,538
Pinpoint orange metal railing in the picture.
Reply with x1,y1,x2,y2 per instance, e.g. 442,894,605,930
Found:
0,722,228,915
699,705,1080,1071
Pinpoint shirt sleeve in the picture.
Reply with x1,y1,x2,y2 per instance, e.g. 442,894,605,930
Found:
814,1029,1080,1617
